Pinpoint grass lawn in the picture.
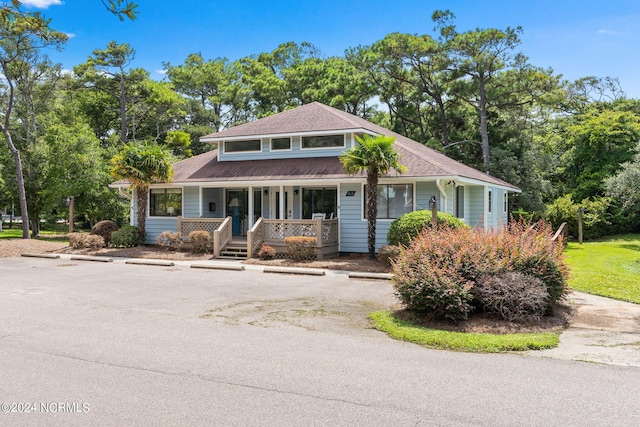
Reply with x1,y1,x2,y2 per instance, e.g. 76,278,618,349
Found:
369,311,560,353
564,234,640,304
0,227,68,241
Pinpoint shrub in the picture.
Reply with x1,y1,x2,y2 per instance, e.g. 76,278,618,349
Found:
388,210,468,246
377,245,401,266
156,231,182,251
111,225,141,248
473,272,549,322
91,220,120,246
68,232,104,249
256,243,276,260
188,230,211,253
544,195,612,240
392,219,569,321
284,236,316,261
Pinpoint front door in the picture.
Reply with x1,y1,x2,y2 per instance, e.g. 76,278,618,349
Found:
226,189,249,236
273,186,294,219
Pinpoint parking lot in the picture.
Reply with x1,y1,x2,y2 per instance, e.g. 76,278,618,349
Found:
1,257,639,426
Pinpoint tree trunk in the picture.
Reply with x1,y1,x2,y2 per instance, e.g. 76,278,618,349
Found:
4,129,30,239
366,169,379,260
478,75,490,173
120,74,127,142
136,186,147,245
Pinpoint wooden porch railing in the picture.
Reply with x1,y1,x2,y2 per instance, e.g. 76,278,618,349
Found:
213,217,232,257
247,217,264,258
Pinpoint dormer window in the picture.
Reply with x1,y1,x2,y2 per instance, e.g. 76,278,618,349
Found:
271,137,291,151
224,139,261,153
301,134,345,149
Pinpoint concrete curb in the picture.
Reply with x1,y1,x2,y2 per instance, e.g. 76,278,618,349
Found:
70,255,113,263
348,272,393,281
125,259,175,267
263,266,326,276
191,263,245,271
21,253,61,259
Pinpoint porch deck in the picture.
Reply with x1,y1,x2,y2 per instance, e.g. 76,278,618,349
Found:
176,217,339,260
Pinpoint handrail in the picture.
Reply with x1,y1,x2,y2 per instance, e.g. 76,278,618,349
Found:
247,217,264,258
213,216,232,257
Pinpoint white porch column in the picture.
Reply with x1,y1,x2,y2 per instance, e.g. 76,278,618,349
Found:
279,185,285,220
248,186,254,229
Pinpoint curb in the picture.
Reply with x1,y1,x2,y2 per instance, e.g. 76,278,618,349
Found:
191,263,245,271
21,253,61,259
125,259,175,267
70,255,113,263
348,272,393,281
263,266,326,276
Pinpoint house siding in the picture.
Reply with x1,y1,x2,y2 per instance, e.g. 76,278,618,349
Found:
416,182,439,211
144,217,178,244
202,188,224,219
183,186,199,218
467,186,485,228
219,134,355,162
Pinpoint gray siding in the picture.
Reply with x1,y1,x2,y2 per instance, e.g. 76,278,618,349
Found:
144,217,178,244
416,182,439,211
219,134,355,162
183,186,199,218
202,188,224,218
338,183,392,253
467,186,485,228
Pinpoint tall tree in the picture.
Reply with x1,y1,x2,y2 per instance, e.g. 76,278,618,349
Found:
109,141,174,241
340,134,406,259
435,10,557,173
74,41,139,143
0,2,66,238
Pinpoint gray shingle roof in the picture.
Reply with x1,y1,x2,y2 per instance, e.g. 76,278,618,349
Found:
117,102,519,190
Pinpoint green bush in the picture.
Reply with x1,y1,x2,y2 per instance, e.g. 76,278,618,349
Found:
156,231,182,251
473,272,549,322
545,195,614,240
111,225,141,248
387,210,468,246
91,220,120,246
188,230,211,253
284,236,316,261
392,219,569,321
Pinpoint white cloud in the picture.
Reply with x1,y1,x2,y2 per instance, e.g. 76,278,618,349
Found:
155,69,168,75
597,29,620,36
65,32,76,39
20,0,64,9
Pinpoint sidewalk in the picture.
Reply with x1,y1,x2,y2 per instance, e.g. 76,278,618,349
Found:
527,291,640,367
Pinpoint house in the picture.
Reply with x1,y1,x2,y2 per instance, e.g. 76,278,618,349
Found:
111,102,520,258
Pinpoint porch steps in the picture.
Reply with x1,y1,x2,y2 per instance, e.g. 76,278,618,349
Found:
218,241,248,259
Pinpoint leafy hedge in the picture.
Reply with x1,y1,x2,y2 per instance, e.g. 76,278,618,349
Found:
110,225,141,248
387,210,468,246
392,219,569,321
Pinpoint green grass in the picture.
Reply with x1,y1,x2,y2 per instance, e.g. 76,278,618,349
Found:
564,234,640,304
0,227,68,241
369,311,560,353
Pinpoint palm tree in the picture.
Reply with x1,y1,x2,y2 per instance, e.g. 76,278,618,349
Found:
110,141,174,243
340,134,406,259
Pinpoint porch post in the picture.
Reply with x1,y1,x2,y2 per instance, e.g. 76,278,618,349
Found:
248,185,254,229
279,185,285,220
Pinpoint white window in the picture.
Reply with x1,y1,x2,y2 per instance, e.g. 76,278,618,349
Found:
503,192,508,213
364,184,413,219
301,134,345,149
488,190,492,213
150,188,182,217
271,137,291,151
224,139,261,153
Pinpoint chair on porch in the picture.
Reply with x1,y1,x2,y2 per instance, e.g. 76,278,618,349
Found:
312,213,326,220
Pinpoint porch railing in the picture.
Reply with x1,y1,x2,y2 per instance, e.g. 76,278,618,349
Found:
213,216,232,257
176,217,225,241
247,217,264,258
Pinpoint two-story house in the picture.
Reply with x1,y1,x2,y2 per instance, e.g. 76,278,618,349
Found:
111,102,520,259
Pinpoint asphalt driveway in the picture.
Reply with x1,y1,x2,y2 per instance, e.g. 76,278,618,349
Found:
1,257,639,426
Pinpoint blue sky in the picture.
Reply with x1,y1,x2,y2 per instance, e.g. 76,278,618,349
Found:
22,0,640,98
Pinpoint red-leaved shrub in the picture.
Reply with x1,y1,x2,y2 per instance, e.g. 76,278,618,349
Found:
392,219,569,321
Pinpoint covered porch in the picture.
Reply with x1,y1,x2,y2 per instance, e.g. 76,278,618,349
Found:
177,216,339,260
